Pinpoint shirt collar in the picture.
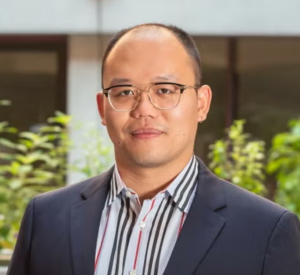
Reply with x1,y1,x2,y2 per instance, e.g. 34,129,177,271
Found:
166,156,198,213
106,165,125,207
107,155,199,213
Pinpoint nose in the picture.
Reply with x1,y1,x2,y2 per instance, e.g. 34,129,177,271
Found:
130,89,158,118
137,89,152,104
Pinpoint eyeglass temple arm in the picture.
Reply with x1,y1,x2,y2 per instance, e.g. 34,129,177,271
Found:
102,91,109,97
179,85,200,93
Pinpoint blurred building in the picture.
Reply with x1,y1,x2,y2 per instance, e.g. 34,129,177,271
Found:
0,0,300,183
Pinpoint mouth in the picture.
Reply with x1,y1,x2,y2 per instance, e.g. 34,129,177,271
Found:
131,128,164,139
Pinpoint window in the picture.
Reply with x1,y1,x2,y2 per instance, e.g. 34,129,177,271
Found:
0,36,67,131
237,38,300,146
193,37,300,163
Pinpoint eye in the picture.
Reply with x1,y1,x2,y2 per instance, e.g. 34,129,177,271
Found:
110,88,135,97
118,90,134,96
152,83,179,95
158,88,172,94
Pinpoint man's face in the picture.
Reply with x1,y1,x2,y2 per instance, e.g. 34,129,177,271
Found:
97,30,212,169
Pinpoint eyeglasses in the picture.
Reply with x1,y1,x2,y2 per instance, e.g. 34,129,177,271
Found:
102,82,199,112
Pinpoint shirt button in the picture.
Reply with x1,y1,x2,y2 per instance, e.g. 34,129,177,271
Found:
140,221,146,229
130,270,136,275
126,191,132,198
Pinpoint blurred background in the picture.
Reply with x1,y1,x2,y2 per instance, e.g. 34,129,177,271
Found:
0,0,300,270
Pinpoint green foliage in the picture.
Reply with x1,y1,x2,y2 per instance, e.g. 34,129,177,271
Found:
0,112,71,250
208,120,266,195
71,123,113,180
0,100,11,106
267,118,300,216
0,109,113,251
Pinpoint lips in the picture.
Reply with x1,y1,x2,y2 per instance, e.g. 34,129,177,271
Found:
131,128,163,139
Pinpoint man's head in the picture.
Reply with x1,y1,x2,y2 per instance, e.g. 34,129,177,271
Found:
101,23,202,87
97,23,212,170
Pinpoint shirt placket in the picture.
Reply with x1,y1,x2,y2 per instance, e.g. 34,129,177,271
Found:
129,198,156,275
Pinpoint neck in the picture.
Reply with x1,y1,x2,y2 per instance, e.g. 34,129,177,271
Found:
115,155,193,203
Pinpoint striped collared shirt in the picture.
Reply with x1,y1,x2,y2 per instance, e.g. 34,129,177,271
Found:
94,156,199,275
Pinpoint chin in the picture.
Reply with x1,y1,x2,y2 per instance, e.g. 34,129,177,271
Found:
130,151,170,168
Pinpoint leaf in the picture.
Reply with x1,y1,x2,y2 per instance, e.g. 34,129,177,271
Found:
292,124,300,136
0,126,18,134
0,121,9,129
15,143,28,153
208,120,266,196
16,152,53,165
266,161,281,174
36,143,54,150
20,165,33,173
0,138,17,149
0,111,73,249
18,139,33,149
0,100,11,106
32,170,55,179
0,164,12,173
268,118,300,217
9,180,22,190
48,112,71,125
19,132,39,141
0,152,16,161
39,126,62,133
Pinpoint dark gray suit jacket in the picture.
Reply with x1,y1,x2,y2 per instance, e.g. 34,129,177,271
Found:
7,158,300,275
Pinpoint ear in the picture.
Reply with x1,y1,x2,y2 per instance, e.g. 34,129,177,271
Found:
196,85,212,123
96,92,106,126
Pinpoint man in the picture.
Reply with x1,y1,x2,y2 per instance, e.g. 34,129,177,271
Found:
8,23,300,275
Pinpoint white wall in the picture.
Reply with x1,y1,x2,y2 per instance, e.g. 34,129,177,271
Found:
99,0,300,36
0,0,300,36
0,0,99,33
67,35,113,184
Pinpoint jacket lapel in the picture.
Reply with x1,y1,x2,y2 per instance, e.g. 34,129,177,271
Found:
164,159,227,275
70,167,114,275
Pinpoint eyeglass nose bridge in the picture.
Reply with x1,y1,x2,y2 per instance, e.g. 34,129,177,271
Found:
134,87,156,108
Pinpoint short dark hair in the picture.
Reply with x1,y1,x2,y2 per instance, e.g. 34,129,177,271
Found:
101,23,202,87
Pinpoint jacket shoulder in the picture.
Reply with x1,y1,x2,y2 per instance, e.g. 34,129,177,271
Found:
216,178,290,226
196,157,287,218
34,167,114,208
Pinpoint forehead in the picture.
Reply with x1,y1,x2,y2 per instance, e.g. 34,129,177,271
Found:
103,29,194,85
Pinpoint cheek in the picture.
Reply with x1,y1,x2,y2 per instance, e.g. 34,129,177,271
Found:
176,121,197,138
169,103,199,137
105,112,129,145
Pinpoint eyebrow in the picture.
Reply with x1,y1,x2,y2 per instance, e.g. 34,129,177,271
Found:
108,74,179,86
109,78,132,86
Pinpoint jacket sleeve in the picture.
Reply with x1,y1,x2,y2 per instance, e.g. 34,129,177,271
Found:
7,198,35,275
263,211,300,275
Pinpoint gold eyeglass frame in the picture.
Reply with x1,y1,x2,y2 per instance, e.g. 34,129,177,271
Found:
102,82,200,112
